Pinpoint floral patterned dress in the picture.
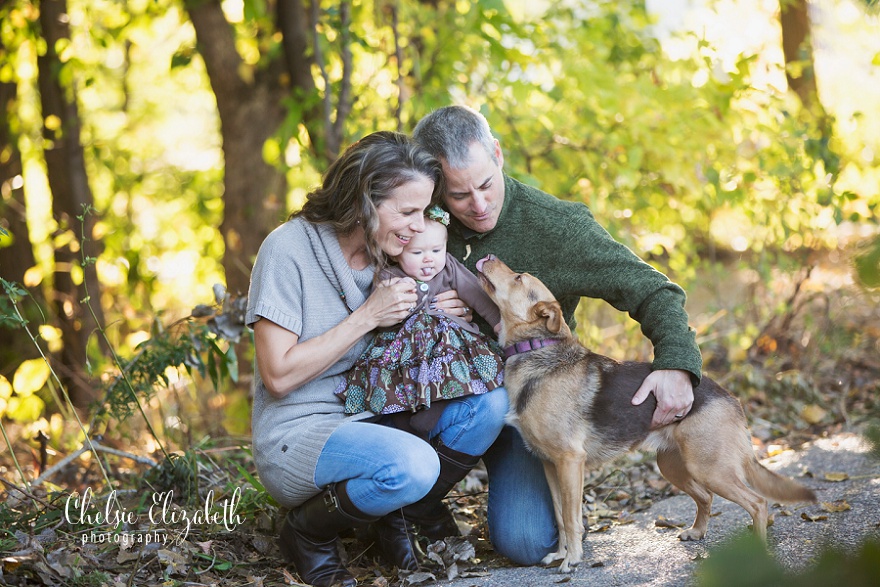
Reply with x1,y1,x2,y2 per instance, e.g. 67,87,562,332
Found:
335,255,504,415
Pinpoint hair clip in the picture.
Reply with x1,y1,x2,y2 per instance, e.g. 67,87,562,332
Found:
426,205,450,226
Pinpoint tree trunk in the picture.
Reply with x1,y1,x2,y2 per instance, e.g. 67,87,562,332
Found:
0,76,44,372
186,0,290,297
36,0,105,407
779,0,821,110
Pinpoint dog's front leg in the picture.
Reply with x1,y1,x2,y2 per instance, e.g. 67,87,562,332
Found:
540,460,568,566
556,455,586,573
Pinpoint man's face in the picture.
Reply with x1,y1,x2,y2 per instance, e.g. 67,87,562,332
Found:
442,141,505,233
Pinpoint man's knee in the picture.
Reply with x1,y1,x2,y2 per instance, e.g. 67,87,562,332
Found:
489,517,557,565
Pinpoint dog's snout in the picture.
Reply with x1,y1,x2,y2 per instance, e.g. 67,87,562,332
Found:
476,254,497,273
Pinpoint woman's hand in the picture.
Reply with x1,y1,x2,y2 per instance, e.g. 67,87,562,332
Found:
355,277,419,328
254,278,419,398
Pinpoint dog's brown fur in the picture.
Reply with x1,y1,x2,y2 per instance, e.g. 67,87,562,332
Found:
476,257,816,573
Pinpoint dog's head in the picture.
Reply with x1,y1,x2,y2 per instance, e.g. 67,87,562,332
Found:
476,255,571,345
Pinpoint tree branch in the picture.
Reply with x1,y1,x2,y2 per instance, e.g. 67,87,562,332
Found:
331,0,353,154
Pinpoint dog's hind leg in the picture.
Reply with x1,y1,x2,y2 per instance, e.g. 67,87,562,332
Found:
706,476,769,542
657,447,714,541
555,455,586,573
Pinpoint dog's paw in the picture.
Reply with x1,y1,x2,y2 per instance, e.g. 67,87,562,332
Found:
678,528,706,541
541,549,565,566
558,555,581,573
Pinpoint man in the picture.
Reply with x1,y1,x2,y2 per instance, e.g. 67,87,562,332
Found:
412,105,702,565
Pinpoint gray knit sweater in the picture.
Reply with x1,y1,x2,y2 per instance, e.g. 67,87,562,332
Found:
246,218,376,508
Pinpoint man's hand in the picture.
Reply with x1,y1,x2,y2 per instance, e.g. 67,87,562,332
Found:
432,289,473,321
631,369,693,429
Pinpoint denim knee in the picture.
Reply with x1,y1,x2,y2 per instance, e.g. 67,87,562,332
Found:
436,388,509,455
474,387,509,436
374,440,440,501
489,514,557,565
484,425,558,565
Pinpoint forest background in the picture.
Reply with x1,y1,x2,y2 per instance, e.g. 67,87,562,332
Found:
0,0,879,585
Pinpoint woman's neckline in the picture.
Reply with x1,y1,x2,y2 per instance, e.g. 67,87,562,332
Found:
337,228,371,270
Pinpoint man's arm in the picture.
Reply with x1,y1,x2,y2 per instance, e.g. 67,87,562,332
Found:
555,205,701,426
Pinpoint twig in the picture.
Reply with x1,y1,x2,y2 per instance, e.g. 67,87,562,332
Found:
0,476,52,508
31,437,156,487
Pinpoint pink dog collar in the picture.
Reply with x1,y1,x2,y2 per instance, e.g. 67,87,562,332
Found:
503,338,561,359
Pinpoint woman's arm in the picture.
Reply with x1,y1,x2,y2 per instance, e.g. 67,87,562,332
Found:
254,277,418,398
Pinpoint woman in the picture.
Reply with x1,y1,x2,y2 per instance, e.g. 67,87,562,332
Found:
246,131,508,587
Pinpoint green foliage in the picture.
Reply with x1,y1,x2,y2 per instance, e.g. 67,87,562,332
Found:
854,236,880,288
697,532,880,587
144,450,200,505
97,319,230,423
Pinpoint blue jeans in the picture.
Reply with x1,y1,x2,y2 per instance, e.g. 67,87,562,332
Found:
314,388,507,517
483,423,559,565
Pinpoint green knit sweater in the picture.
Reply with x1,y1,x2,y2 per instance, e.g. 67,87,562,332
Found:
447,175,703,383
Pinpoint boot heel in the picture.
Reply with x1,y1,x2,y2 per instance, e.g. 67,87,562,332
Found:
280,482,377,587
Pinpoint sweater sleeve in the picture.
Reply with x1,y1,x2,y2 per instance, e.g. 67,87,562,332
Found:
446,255,501,330
556,205,702,383
246,223,305,335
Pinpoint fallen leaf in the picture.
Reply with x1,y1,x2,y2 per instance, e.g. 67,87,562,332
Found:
801,404,827,424
116,547,141,564
801,512,828,522
654,516,685,529
821,500,852,513
823,472,850,482
403,571,437,585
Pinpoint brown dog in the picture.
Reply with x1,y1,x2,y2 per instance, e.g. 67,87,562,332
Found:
475,255,816,573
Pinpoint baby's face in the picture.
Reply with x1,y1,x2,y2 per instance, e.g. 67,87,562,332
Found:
397,221,447,281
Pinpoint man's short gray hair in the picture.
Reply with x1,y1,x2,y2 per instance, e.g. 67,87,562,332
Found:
413,105,499,169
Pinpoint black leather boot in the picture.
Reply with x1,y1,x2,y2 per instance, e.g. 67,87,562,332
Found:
374,444,483,571
374,509,422,572
279,482,377,587
404,443,482,542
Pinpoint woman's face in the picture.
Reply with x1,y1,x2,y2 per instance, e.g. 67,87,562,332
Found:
375,174,434,257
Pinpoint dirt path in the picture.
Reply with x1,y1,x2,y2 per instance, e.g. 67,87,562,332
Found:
436,431,880,587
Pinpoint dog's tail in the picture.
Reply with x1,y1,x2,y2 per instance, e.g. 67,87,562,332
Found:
745,458,817,503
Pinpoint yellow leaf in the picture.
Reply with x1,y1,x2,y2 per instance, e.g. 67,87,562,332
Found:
44,114,61,131
12,359,51,396
800,404,826,425
0,374,12,399
39,325,63,353
23,265,44,287
5,394,45,422
823,472,850,482
821,500,851,513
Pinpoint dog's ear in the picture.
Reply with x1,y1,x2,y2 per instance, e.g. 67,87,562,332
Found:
534,301,564,333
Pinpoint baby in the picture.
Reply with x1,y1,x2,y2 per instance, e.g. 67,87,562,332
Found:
335,206,503,422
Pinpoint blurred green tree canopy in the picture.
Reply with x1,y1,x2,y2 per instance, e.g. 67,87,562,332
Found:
0,0,878,443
